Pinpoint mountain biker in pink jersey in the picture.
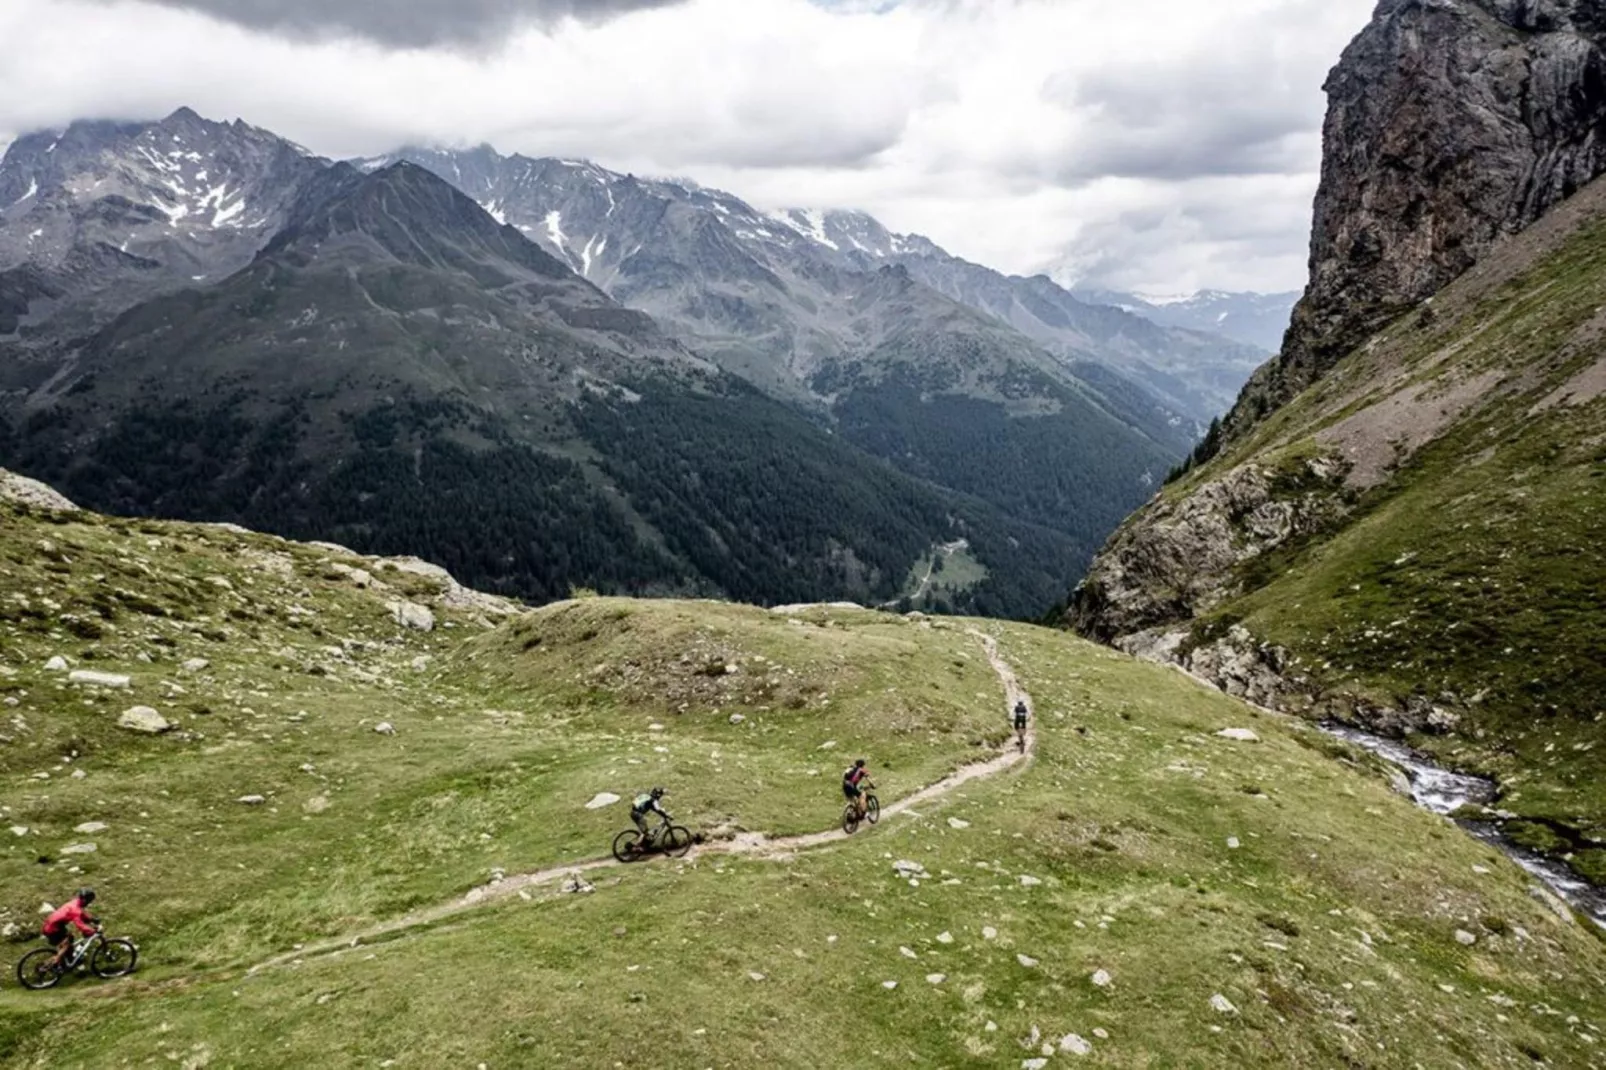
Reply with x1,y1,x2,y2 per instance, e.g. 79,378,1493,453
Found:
41,888,98,968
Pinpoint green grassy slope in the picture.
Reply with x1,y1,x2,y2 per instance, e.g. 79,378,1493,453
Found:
2,494,1604,1066
1080,176,1606,881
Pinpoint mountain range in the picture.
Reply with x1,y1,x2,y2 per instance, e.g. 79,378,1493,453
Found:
0,107,1275,618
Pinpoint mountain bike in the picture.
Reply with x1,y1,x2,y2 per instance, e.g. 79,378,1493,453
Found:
613,816,694,862
16,927,138,990
842,788,880,834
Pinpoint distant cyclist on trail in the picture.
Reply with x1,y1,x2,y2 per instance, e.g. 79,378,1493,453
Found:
843,758,874,818
631,787,670,838
1014,699,1029,749
41,888,98,969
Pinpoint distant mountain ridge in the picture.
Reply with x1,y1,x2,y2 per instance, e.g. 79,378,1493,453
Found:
366,145,1267,424
1074,288,1299,354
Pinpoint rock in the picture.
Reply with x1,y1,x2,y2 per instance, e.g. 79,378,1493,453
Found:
648,723,665,732
982,926,998,940
728,714,746,725
373,722,396,736
411,656,432,672
562,875,595,894
1092,1029,1108,1040
9,826,28,836
1210,993,1237,1014
893,860,930,879
61,843,96,855
899,946,918,959
1215,728,1259,743
1227,837,1241,849
44,655,69,672
817,740,838,750
70,670,131,689
1023,1060,1049,1070
926,973,946,984
585,793,621,810
0,468,77,510
181,658,211,673
117,706,171,734
937,931,954,944
747,972,765,982
1,921,20,939
1019,875,1042,887
1016,954,1039,968
947,817,971,830
73,822,108,834
1455,929,1477,946
303,796,331,815
386,601,436,633
1091,969,1112,988
1059,1034,1093,1056
238,795,267,805
882,980,898,990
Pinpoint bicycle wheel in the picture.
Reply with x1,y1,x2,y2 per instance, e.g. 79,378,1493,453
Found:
842,802,860,835
91,939,138,979
612,829,645,863
866,794,880,825
16,948,62,990
663,825,693,858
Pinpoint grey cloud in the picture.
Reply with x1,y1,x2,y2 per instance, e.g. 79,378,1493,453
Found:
98,0,686,48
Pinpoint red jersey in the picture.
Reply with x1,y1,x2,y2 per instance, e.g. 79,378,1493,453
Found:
42,898,96,938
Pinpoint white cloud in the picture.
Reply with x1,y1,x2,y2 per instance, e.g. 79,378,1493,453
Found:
0,0,1376,292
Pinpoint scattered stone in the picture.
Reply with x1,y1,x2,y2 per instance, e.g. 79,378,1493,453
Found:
937,931,954,945
900,946,918,959
648,723,665,733
947,817,971,830
386,601,436,633
238,795,267,805
117,706,171,734
1060,1034,1093,1056
882,980,898,990
728,714,746,725
585,793,621,810
1016,954,1039,968
893,860,931,880
9,826,28,837
44,656,69,672
747,972,765,982
1091,969,1113,988
61,843,97,855
411,656,432,672
73,822,108,834
374,722,396,736
1210,993,1238,1014
1092,1029,1109,1040
926,973,947,984
1019,875,1043,887
303,796,330,815
1227,837,1242,850
1455,929,1477,946
181,658,211,673
71,670,131,689
562,875,595,894
1023,1060,1049,1070
1216,728,1260,743
818,740,838,750
983,926,998,940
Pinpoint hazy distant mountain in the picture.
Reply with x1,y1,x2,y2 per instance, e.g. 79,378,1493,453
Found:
1075,288,1299,356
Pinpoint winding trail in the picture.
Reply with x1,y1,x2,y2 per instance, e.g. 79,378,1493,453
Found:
247,628,1034,976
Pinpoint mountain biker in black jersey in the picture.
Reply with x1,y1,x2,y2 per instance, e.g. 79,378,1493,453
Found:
1013,699,1029,747
842,759,873,818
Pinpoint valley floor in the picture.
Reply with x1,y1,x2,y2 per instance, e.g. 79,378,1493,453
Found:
2,504,1605,1067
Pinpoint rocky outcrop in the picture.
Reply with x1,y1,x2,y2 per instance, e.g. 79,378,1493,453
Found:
0,467,76,511
1228,0,1606,436
1066,455,1349,642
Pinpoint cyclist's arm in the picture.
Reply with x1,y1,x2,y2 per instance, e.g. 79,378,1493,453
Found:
71,915,97,936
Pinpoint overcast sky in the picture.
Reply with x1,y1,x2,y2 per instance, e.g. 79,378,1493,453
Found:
0,0,1377,294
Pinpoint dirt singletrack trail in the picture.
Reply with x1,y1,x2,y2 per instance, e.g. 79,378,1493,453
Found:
247,627,1036,976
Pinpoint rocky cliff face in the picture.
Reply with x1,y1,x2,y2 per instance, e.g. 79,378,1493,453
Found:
1228,0,1606,435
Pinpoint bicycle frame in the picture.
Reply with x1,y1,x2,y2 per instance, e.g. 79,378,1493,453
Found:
59,931,101,970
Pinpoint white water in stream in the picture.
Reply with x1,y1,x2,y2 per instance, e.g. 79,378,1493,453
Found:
1322,723,1606,928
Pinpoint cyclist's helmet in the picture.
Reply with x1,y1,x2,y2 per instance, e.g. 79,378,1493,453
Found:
77,888,96,905
855,758,866,769
650,786,665,799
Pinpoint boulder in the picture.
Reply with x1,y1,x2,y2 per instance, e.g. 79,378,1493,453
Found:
1216,728,1260,743
181,658,211,673
585,792,621,810
374,722,397,736
1210,993,1238,1014
60,843,96,855
71,670,130,689
237,795,267,805
44,655,69,672
387,601,436,633
117,706,171,734
1060,1035,1093,1056
73,822,108,834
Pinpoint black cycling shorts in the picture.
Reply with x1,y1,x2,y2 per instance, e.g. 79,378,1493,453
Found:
44,928,70,947
843,782,861,799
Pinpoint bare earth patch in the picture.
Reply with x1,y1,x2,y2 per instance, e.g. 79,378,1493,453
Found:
1316,370,1505,488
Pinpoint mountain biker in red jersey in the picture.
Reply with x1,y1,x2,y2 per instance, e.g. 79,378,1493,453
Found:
843,758,873,818
41,888,98,968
